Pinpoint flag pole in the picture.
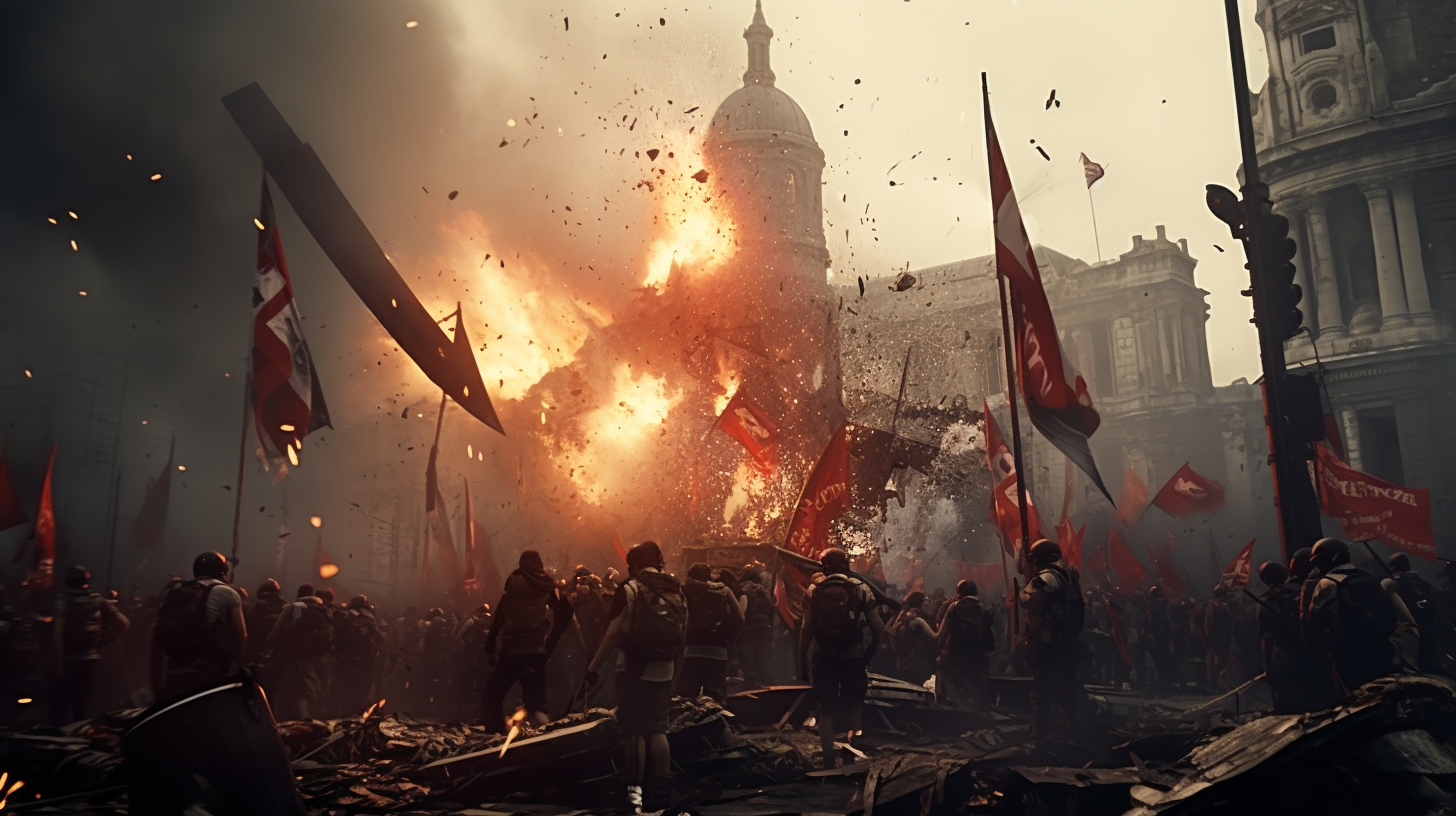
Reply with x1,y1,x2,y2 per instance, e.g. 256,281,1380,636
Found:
890,344,912,436
985,72,1033,569
230,382,250,565
1087,184,1103,262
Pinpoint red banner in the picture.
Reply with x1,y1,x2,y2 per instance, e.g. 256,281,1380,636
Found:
1151,462,1226,517
1056,518,1086,571
715,391,780,474
983,400,1015,485
785,424,852,557
27,444,57,589
1106,527,1147,598
994,472,1046,552
1217,539,1256,591
1315,443,1436,562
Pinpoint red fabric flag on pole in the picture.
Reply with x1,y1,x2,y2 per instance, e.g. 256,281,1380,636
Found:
714,391,780,474
0,441,28,532
984,82,1112,504
1217,539,1256,591
1115,464,1150,529
983,400,1015,486
1106,527,1147,598
1104,595,1135,667
1151,462,1227,517
251,173,330,475
1315,443,1436,562
785,424,852,557
1079,153,1106,189
774,545,824,626
1057,519,1086,571
130,437,174,551
994,473,1047,554
1145,534,1186,596
26,444,57,589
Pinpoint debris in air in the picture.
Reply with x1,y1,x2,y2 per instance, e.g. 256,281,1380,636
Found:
1035,145,1051,161
684,106,699,114
857,276,865,297
564,17,568,30
448,190,459,200
892,271,917,292
1045,88,1059,109
691,169,709,183
1215,244,1226,252
646,149,660,161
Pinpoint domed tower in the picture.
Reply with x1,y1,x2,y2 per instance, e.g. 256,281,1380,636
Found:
704,0,844,453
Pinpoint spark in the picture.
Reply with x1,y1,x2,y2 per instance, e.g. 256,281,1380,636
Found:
70,240,78,251
467,444,473,458
177,465,186,471
78,291,87,297
45,217,56,225
23,371,31,378
254,218,266,230
405,20,419,28
499,708,528,757
68,211,77,220
15,698,32,704
310,516,322,528
279,423,296,432
287,444,300,467
150,173,162,181
506,118,517,127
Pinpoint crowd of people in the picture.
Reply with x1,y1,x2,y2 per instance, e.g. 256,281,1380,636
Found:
3,533,1453,815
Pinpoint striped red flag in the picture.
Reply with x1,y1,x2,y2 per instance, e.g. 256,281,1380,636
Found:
251,173,330,475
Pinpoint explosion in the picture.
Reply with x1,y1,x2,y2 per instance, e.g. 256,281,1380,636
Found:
640,137,739,288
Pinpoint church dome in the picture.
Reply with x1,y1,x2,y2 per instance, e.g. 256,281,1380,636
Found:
710,84,814,139
707,1,816,142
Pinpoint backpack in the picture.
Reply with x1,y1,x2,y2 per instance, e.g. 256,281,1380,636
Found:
61,593,105,656
291,601,335,655
946,598,993,652
622,571,687,662
810,575,866,650
685,582,737,646
1332,569,1396,663
336,611,380,661
1041,565,1085,643
743,582,776,629
154,581,218,660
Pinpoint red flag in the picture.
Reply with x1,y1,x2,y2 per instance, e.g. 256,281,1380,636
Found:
1218,540,1256,590
714,391,779,473
1116,464,1150,529
0,441,27,532
612,536,629,568
1151,462,1226,517
26,444,57,589
985,88,1111,503
130,437,174,550
1104,595,1135,667
1057,519,1086,571
785,424,852,557
994,473,1049,553
983,400,1015,485
1106,527,1147,598
1145,534,1186,596
424,446,460,587
774,545,823,626
1315,443,1436,562
314,528,340,581
251,174,330,475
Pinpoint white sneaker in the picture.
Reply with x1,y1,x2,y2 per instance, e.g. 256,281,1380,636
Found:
627,784,644,815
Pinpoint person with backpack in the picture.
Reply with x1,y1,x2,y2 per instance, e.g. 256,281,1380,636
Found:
334,595,385,715
738,567,777,686
1018,539,1085,749
678,562,744,703
263,583,333,719
889,591,939,685
51,565,129,722
798,547,890,771
149,552,245,703
1387,552,1444,674
585,541,686,815
482,550,575,733
936,580,993,707
1302,538,1417,694
246,579,285,668
455,603,493,704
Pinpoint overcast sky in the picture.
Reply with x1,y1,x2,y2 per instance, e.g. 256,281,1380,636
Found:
0,0,1270,585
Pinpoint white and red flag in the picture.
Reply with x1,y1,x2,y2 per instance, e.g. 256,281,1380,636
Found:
1217,539,1256,591
1151,462,1227,517
1079,152,1105,189
251,174,330,474
984,85,1112,503
714,391,779,473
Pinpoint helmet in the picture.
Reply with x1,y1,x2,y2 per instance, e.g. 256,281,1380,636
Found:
1289,547,1314,581
317,588,335,605
819,548,850,574
477,602,491,616
1148,585,1163,599
65,565,91,590
193,551,229,581
1388,553,1411,573
1310,538,1351,572
427,607,444,620
1258,560,1288,588
574,564,592,578
956,580,977,597
350,594,372,610
257,579,282,597
1027,539,1062,567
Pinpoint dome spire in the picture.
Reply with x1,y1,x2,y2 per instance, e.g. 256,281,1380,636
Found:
743,0,775,87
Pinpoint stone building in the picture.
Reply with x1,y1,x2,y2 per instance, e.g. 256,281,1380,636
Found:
838,228,1275,554
1249,0,1456,544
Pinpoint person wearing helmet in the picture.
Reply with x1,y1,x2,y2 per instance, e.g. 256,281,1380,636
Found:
51,564,129,723
1302,538,1417,693
936,580,993,707
263,584,332,719
1018,538,1085,748
737,566,777,686
1256,560,1333,711
1387,553,1443,673
149,552,245,702
797,547,890,771
245,579,286,668
334,594,385,715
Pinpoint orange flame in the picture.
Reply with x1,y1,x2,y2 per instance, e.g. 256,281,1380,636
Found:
641,138,737,288
361,698,386,720
318,563,340,580
499,707,529,758
548,364,684,505
712,355,741,416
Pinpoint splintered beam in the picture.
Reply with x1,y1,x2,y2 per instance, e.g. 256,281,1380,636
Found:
222,82,504,435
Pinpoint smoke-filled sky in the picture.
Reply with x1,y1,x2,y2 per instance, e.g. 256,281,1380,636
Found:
0,0,1270,592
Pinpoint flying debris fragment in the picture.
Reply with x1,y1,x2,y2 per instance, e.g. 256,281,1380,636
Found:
1035,145,1051,161
892,271,917,292
1214,244,1226,252
564,17,568,31
448,190,459,200
684,106,699,113
150,173,162,181
646,148,660,161
1045,88,1058,109
857,276,865,297
691,169,709,183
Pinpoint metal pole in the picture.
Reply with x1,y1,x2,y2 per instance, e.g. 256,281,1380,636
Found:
231,378,251,564
890,345,913,436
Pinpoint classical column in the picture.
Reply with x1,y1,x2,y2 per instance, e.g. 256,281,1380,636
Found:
1390,177,1433,317
1304,198,1346,337
1360,181,1410,328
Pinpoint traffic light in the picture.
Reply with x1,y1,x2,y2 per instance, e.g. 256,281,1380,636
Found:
1256,210,1303,341
1205,184,1246,239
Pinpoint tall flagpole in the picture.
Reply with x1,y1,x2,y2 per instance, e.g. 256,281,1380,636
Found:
230,378,250,565
985,73,1033,570
1087,185,1103,262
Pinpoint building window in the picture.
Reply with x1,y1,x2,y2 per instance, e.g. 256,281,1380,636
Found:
1301,26,1336,54
1357,407,1405,485
1091,320,1115,398
1310,83,1338,112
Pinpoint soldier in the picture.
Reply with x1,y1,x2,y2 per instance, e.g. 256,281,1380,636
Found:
1019,539,1084,749
1302,538,1416,694
334,595,385,715
586,541,687,814
570,567,609,658
737,567,777,686
797,547,889,771
246,580,285,668
419,608,455,707
150,552,246,701
1387,553,1443,674
678,562,743,703
1255,561,1335,712
264,584,333,720
455,603,493,703
936,580,993,707
482,550,575,732
51,565,129,722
